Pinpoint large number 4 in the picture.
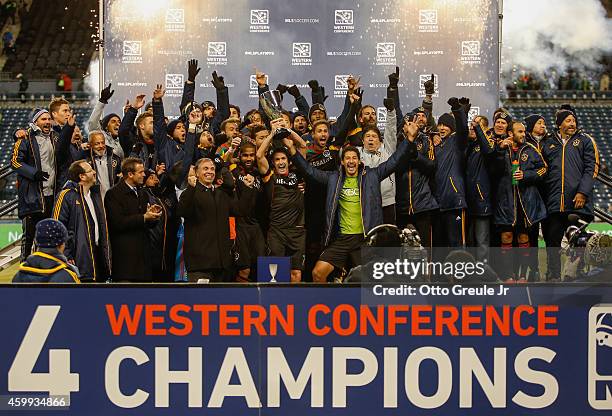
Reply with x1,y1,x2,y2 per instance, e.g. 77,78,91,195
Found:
8,305,79,397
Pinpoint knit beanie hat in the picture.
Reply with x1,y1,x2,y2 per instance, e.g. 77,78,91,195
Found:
101,113,120,131
555,104,577,127
35,219,68,248
182,101,203,118
166,118,183,136
524,114,544,133
308,103,327,121
29,108,49,124
437,113,456,132
494,111,512,125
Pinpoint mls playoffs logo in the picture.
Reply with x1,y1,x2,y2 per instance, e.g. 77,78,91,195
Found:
418,9,439,32
419,73,439,98
376,42,396,66
589,306,612,409
165,8,185,32
250,9,269,33
334,74,350,98
334,9,354,33
291,42,312,66
461,40,481,64
165,74,183,97
207,42,227,66
122,40,142,64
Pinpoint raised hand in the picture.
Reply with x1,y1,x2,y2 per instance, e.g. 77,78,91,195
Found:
132,94,146,110
383,97,394,111
187,59,201,82
211,71,225,89
388,66,399,88
447,97,461,111
100,83,114,104
403,120,419,142
424,73,435,95
459,97,471,113
276,84,289,95
308,80,319,90
67,112,76,126
254,67,267,87
153,84,165,101
287,85,300,98
347,75,361,93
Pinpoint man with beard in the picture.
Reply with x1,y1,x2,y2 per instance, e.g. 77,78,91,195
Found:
53,160,111,282
87,83,123,159
231,142,265,282
118,94,157,170
12,108,75,260
152,84,186,169
288,122,418,283
84,131,121,199
257,120,306,282
216,118,242,161
304,120,341,279
178,158,256,282
541,104,600,280
105,157,162,281
432,98,470,248
493,121,547,282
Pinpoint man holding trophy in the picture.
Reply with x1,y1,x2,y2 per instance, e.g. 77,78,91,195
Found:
256,89,307,283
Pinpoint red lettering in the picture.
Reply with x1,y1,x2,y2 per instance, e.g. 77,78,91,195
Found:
244,305,267,336
513,305,535,336
270,305,294,336
387,305,409,336
485,305,510,336
145,304,167,335
308,304,330,336
193,305,217,335
412,305,432,336
359,305,385,336
435,305,459,336
106,304,143,336
333,304,357,336
169,304,192,336
538,305,559,336
461,305,483,336
219,305,241,336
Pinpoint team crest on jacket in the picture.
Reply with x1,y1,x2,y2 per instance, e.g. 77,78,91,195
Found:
417,142,423,151
573,138,580,147
112,159,118,168
549,143,556,149
474,145,480,152
521,152,528,162
323,149,331,158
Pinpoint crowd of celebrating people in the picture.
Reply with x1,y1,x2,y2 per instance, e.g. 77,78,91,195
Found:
10,59,602,284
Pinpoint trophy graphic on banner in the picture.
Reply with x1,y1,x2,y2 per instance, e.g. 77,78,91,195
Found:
268,263,278,283
259,90,292,146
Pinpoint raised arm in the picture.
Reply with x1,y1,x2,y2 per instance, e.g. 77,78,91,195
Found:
375,121,418,180
152,84,168,159
284,138,330,185
210,71,230,135
383,98,397,152
118,94,145,155
180,59,199,111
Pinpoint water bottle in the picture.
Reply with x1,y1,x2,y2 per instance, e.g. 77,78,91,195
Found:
511,160,520,185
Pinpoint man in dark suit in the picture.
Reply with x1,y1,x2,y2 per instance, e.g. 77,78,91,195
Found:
104,157,162,281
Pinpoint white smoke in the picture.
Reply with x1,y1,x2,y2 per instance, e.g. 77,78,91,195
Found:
503,0,612,74
83,57,100,99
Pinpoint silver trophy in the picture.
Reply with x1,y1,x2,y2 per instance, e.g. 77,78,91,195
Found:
259,90,291,143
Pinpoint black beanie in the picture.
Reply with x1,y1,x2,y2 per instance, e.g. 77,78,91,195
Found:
101,113,120,131
437,113,456,132
494,111,512,125
308,103,327,121
524,114,544,133
166,118,183,136
555,104,576,127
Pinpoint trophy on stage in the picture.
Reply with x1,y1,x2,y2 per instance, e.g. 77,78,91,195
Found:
259,90,291,145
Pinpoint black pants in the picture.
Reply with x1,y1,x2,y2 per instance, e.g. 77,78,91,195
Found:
21,196,53,261
382,204,396,225
542,212,571,280
527,222,541,280
434,209,466,248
